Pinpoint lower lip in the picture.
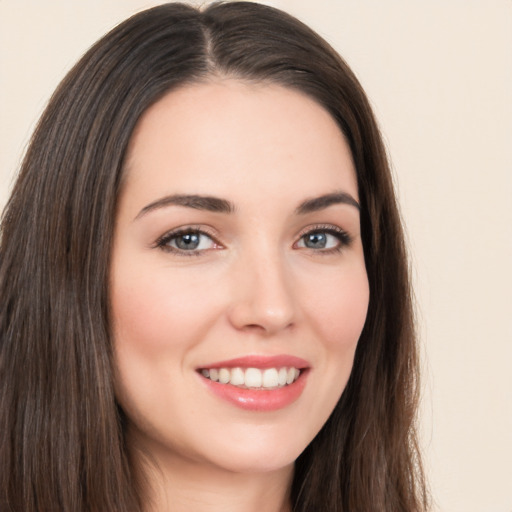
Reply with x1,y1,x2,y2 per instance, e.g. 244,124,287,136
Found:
199,370,308,412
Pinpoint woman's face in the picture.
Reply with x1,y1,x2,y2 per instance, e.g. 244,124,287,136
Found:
111,80,369,475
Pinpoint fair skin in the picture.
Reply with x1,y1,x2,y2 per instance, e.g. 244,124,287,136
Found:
110,79,369,512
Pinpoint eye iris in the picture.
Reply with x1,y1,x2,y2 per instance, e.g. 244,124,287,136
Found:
175,233,200,250
304,232,327,249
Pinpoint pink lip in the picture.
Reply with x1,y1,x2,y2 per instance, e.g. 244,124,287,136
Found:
197,354,310,412
198,354,310,370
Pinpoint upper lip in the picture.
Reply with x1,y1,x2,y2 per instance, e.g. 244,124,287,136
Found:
198,354,310,370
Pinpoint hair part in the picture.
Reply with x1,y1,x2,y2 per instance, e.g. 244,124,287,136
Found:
0,2,428,510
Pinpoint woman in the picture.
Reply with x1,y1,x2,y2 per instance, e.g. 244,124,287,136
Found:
0,2,428,511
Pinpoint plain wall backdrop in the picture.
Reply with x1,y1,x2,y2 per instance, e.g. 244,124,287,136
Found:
1,1,511,511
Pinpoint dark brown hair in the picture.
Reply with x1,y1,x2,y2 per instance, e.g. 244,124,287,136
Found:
0,2,428,511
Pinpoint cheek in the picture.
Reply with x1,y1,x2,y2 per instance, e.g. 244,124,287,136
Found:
110,264,221,356
290,263,369,440
110,265,224,434
303,263,369,351
301,260,369,400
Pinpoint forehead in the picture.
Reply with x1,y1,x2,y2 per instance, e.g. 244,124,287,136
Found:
122,79,358,207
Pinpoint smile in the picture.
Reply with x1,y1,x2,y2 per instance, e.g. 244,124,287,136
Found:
200,367,301,389
197,355,309,411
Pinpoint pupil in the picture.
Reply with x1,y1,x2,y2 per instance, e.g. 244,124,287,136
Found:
176,233,200,250
305,232,327,249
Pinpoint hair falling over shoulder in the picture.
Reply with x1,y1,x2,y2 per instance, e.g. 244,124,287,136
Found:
0,2,428,511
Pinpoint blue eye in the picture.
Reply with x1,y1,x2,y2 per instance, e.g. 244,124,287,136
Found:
157,229,217,253
302,232,331,249
296,228,351,251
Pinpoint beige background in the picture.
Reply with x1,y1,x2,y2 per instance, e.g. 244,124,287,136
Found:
1,1,511,511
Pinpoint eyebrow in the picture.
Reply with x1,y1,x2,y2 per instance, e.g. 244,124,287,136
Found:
136,194,235,219
296,191,360,214
135,190,360,220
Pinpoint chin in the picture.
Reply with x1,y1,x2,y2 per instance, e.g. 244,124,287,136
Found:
192,427,311,475
206,452,297,476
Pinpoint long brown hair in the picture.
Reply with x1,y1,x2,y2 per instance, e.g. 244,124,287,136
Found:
0,2,428,510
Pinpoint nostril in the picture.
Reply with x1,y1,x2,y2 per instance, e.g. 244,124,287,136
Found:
227,262,296,333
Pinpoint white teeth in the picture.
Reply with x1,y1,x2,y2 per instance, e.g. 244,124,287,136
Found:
262,368,279,387
278,367,288,386
230,367,245,386
245,368,262,388
218,368,230,384
200,366,301,389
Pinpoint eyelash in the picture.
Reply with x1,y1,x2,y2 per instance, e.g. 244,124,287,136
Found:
295,224,353,254
154,224,352,256
154,226,220,256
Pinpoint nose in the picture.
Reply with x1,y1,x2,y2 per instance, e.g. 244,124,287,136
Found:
227,247,296,335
